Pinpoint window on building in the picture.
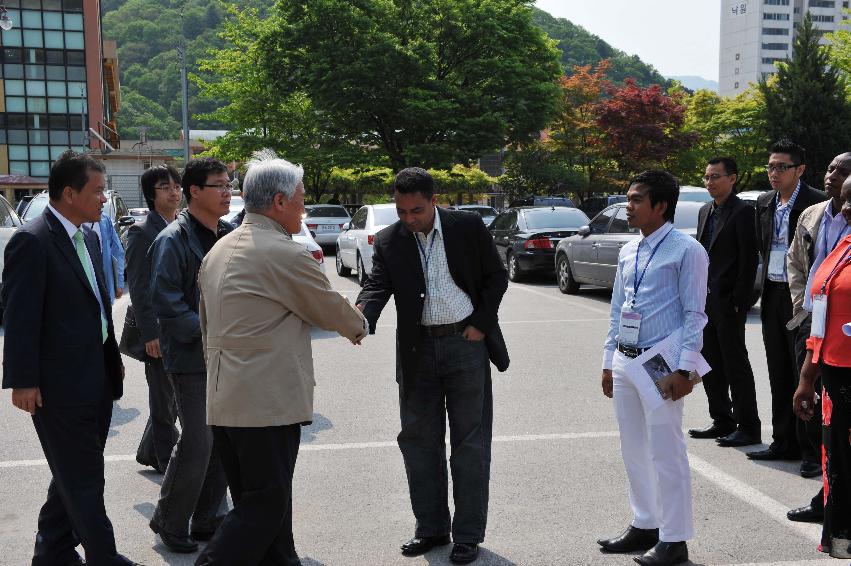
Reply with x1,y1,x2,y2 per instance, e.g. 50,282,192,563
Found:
762,42,789,50
764,0,790,4
762,57,785,64
763,12,790,20
809,0,835,6
763,27,790,35
811,14,835,22
735,67,740,74
735,53,740,60
734,81,740,89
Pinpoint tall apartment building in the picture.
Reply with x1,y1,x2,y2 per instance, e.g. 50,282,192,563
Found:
0,0,119,205
719,0,849,97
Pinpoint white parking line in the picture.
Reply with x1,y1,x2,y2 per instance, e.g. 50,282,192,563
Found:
508,284,612,316
713,561,833,565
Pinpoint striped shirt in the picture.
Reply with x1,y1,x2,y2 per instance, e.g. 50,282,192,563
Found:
767,181,801,282
603,222,709,371
415,210,474,325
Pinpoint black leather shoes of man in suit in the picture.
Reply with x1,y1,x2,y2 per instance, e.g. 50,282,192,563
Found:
149,519,198,553
597,526,659,553
800,460,822,478
688,423,736,439
747,443,800,461
716,430,762,447
633,541,688,565
787,504,823,523
400,535,451,556
190,514,226,542
450,543,479,564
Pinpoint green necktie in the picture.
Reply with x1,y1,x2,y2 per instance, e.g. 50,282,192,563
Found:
73,229,108,343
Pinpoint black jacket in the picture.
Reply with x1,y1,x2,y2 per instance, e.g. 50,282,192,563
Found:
149,210,233,374
2,209,124,405
696,194,759,309
356,208,509,389
755,182,826,290
125,211,167,344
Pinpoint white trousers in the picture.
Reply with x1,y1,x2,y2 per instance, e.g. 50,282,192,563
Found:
612,351,694,542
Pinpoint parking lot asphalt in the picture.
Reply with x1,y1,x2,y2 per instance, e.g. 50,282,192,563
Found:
0,252,842,565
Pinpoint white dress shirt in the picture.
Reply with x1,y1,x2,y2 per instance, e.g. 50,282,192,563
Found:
603,222,709,371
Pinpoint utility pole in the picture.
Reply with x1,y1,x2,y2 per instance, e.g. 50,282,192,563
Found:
177,43,190,165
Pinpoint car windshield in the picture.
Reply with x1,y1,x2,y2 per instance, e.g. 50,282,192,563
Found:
524,208,589,229
463,206,497,217
23,195,48,222
673,206,700,230
372,207,398,226
305,206,348,218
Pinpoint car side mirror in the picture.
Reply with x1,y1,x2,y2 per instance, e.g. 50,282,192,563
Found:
118,216,135,227
578,225,591,237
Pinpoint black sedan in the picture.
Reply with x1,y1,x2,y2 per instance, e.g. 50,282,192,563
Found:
489,206,590,281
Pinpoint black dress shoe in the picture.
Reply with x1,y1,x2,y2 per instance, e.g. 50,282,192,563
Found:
688,423,735,439
747,444,800,461
800,461,822,478
597,526,659,553
716,430,761,447
634,541,688,565
400,535,451,556
787,504,823,523
450,543,479,564
190,514,226,541
149,519,199,553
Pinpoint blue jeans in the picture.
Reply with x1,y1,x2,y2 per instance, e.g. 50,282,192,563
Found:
397,332,492,544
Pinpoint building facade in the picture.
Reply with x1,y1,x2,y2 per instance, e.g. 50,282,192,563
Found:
719,0,849,97
0,0,118,205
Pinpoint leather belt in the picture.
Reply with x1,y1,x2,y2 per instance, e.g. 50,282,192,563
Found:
617,343,647,359
420,321,467,338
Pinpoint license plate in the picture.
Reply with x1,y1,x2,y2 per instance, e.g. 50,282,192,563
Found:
320,224,338,232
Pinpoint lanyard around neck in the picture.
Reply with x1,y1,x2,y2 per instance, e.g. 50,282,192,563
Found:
819,243,851,294
632,226,672,308
773,187,799,241
416,230,437,273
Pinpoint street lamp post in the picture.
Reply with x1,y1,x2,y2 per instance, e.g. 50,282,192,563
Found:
177,44,190,165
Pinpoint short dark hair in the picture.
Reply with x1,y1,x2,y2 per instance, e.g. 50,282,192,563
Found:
629,170,679,223
181,157,228,203
140,165,181,210
48,150,106,201
393,167,434,199
769,138,806,166
707,156,738,177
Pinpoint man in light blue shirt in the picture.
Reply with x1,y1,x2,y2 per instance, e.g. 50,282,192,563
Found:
597,170,709,566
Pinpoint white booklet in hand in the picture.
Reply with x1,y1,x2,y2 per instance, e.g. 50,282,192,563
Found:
623,327,711,412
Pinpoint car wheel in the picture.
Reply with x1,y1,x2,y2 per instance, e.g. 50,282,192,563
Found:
507,252,523,282
557,254,580,295
335,246,351,276
357,254,368,287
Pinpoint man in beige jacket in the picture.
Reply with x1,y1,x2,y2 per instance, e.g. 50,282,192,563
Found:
195,150,367,566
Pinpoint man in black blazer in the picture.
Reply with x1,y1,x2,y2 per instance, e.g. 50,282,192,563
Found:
689,157,762,447
2,151,139,565
357,168,508,565
749,140,827,461
128,165,182,474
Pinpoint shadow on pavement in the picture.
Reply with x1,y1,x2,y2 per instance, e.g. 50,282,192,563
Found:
301,413,333,443
137,468,165,486
301,558,329,566
109,402,140,437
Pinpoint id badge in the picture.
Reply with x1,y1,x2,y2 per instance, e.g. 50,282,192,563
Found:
768,244,787,278
811,294,827,338
619,310,642,345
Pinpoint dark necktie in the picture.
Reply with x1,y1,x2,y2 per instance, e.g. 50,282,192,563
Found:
701,206,718,250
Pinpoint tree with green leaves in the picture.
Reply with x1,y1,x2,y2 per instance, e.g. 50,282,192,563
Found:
261,0,563,172
116,87,181,140
758,13,851,185
825,9,851,78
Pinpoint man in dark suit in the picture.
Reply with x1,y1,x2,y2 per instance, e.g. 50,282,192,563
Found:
2,151,140,565
689,157,762,447
749,139,827,461
357,168,508,565
128,165,182,474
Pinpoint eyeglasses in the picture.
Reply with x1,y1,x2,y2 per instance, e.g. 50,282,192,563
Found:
765,163,799,173
703,173,732,182
155,184,181,193
202,184,232,193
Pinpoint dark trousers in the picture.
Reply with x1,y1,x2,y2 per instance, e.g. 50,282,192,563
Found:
398,333,492,544
759,281,800,455
700,298,761,435
195,425,302,566
821,363,851,558
31,383,133,566
152,372,227,536
135,357,178,472
794,315,823,465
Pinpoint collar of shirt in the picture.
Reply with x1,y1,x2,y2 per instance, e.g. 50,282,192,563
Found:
47,202,83,242
640,221,674,250
415,207,441,244
775,180,801,211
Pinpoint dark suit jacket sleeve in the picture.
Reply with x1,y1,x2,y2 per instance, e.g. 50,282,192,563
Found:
149,234,201,342
733,204,759,307
467,218,508,334
356,239,393,334
125,223,158,342
1,231,46,389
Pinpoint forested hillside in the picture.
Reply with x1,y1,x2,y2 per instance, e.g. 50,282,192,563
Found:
101,1,668,139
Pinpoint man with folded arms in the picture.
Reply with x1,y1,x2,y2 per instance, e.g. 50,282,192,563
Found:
598,170,708,566
194,151,367,566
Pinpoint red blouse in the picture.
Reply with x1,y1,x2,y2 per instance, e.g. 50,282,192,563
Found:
806,233,851,367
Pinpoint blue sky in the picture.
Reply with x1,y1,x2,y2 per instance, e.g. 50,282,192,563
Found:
534,1,722,81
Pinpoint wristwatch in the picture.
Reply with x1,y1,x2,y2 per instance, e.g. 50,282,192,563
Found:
676,369,690,378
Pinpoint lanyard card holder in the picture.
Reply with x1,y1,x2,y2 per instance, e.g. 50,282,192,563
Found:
619,310,642,345
768,243,787,278
811,294,827,338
